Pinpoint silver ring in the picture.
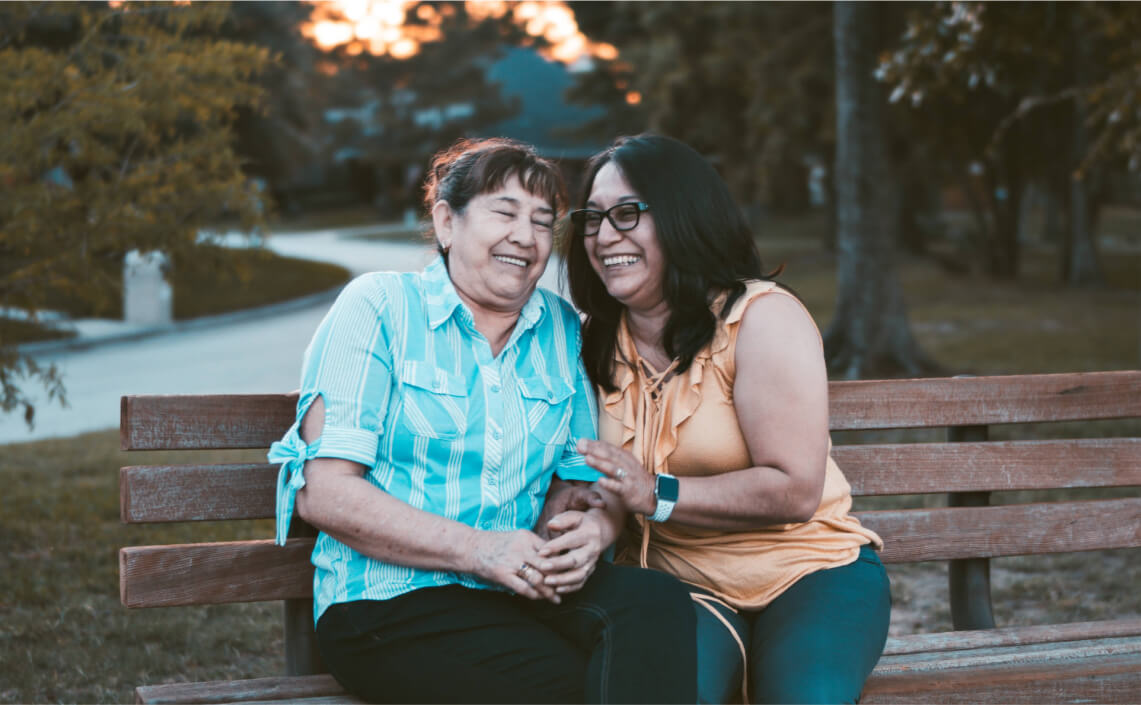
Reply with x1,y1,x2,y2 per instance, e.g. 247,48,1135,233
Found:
616,468,626,479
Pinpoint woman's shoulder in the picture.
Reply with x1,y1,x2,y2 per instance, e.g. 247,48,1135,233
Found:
722,279,800,326
353,269,431,296
331,270,422,316
717,280,822,365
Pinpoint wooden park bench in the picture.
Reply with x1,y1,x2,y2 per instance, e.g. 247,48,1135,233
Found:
119,370,1141,704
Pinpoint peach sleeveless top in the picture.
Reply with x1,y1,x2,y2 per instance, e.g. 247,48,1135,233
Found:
603,280,882,610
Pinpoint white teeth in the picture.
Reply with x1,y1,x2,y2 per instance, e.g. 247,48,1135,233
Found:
603,255,641,267
494,255,527,267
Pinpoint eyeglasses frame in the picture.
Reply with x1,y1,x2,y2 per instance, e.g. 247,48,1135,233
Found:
568,202,651,237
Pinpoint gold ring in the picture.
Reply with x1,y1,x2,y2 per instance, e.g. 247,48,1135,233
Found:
517,562,530,579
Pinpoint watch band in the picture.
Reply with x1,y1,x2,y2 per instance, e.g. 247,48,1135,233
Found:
649,474,679,523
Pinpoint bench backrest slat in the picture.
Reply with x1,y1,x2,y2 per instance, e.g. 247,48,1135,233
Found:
120,539,315,607
119,497,1141,608
121,394,297,450
119,439,1141,523
828,370,1141,430
121,464,277,523
861,497,1141,561
119,371,1141,450
835,438,1141,496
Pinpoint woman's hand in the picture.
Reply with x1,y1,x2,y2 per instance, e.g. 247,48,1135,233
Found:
536,510,605,594
577,439,657,516
534,478,606,540
466,529,563,603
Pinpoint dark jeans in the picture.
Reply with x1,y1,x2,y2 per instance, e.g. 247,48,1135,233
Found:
694,544,892,704
316,561,698,704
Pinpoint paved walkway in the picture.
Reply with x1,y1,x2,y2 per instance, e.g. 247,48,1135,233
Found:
3,226,569,445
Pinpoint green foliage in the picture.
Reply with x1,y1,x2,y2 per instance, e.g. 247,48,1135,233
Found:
1081,4,1141,172
568,2,834,212
876,2,1141,279
881,2,1141,173
0,1,272,421
220,2,328,198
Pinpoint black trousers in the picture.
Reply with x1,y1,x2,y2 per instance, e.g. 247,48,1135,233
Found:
316,562,697,704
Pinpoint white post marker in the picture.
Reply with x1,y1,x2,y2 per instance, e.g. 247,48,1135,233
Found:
123,250,173,326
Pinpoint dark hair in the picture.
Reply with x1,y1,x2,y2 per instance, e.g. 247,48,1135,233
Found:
423,137,566,259
564,134,779,393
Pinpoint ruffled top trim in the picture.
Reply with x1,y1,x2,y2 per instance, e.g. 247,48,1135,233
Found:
603,281,778,472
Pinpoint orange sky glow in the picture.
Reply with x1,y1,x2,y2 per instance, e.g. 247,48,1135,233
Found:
302,1,619,67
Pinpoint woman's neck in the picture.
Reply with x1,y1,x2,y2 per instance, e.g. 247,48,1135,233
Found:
455,289,522,358
625,302,672,370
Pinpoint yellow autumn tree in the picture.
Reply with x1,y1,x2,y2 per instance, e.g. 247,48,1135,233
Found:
0,1,271,422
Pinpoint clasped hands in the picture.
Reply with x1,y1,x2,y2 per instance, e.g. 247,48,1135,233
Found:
473,439,657,603
469,439,655,603
469,507,606,604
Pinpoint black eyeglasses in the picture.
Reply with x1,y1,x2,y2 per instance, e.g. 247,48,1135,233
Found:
568,202,650,237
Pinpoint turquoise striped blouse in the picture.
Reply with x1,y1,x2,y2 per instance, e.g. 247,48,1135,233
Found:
269,257,600,624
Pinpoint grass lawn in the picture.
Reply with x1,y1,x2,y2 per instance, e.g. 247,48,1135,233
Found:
1,209,1139,703
3,246,350,346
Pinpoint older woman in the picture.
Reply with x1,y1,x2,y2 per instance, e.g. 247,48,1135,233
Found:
269,138,696,704
564,134,891,704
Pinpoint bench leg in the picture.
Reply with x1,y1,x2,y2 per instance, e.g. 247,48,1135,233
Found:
285,519,324,675
947,423,996,631
285,598,325,675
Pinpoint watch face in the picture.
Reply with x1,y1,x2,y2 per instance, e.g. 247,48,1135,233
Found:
656,474,680,503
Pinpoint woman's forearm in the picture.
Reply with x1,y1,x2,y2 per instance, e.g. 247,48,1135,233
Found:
296,459,481,574
665,465,822,531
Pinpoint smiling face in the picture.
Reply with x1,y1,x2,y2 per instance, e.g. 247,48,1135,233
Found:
433,172,555,316
584,162,667,315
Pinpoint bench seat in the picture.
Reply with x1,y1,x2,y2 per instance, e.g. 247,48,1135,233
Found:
133,619,1141,704
120,371,1141,703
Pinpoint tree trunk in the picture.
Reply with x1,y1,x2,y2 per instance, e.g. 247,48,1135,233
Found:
1064,8,1106,288
1044,175,1065,245
897,167,930,256
824,2,939,379
982,161,1023,279
1017,182,1040,245
823,167,837,252
1067,172,1104,287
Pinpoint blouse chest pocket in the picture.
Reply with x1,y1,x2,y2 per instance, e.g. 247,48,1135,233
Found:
398,361,469,440
518,376,574,446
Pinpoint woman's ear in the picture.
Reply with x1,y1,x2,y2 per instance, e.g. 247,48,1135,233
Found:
431,200,453,252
